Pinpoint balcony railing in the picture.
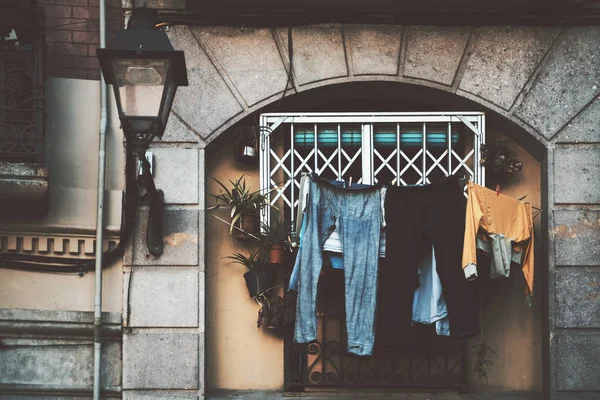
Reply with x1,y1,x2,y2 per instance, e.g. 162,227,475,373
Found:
0,29,44,163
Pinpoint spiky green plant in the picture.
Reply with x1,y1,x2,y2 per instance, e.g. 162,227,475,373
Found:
209,175,269,234
224,247,263,272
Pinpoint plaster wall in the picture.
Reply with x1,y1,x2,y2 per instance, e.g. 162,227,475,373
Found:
0,77,125,312
465,133,543,393
205,137,284,390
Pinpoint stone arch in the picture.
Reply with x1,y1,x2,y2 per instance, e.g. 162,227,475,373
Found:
165,24,600,152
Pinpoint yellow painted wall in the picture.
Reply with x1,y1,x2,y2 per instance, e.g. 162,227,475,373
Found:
465,130,543,393
205,135,284,390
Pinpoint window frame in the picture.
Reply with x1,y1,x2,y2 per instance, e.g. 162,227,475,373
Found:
259,112,486,230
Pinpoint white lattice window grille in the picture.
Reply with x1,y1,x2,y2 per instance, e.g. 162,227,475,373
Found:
259,112,485,230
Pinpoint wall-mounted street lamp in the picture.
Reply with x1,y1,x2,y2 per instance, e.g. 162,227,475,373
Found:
96,7,188,256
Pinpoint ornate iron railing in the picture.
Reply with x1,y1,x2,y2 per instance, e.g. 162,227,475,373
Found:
0,34,44,163
284,271,466,391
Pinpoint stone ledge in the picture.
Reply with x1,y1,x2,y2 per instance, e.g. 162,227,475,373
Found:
0,308,122,338
0,340,122,394
0,232,119,257
0,162,49,218
205,390,542,399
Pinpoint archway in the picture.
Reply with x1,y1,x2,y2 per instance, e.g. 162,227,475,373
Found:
204,80,547,394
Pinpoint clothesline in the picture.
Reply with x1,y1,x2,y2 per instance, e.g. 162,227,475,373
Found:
208,174,544,221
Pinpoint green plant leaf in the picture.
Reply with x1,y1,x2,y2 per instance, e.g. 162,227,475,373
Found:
230,212,242,234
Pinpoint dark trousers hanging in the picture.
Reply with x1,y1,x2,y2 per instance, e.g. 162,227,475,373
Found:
378,175,480,347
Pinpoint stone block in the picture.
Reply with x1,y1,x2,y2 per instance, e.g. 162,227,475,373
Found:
0,396,92,400
554,148,600,204
193,27,288,107
129,268,199,328
403,26,471,86
123,332,199,389
515,26,600,138
132,0,186,8
123,391,198,400
160,113,201,143
277,25,348,86
554,210,600,266
556,270,600,328
346,25,402,76
151,149,199,205
555,97,600,143
167,25,243,139
556,335,600,390
133,209,199,266
198,271,205,329
0,340,120,391
0,161,49,217
459,27,556,110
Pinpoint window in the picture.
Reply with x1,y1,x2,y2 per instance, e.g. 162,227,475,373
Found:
260,112,485,229
0,27,44,163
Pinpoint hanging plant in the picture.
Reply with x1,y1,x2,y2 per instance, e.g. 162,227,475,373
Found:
480,137,523,185
224,247,274,298
257,294,296,334
258,219,293,265
471,340,499,381
209,175,270,239
234,125,259,164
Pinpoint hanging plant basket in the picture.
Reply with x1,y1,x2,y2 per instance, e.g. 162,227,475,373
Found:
257,295,296,334
244,270,272,298
234,126,259,165
480,138,522,186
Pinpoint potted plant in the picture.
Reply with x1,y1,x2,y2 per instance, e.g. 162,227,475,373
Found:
224,247,273,298
259,218,292,265
234,125,258,164
210,175,269,239
480,137,523,186
257,294,296,334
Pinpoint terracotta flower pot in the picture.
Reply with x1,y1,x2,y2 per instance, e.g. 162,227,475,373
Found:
234,212,259,240
268,244,287,265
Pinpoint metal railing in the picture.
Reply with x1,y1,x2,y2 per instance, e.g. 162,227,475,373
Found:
259,112,485,229
0,36,44,163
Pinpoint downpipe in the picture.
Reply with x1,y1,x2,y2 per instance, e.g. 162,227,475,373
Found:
93,0,108,398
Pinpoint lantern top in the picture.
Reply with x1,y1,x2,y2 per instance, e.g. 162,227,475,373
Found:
96,8,188,87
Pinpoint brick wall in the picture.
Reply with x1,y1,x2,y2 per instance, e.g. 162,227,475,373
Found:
39,0,123,80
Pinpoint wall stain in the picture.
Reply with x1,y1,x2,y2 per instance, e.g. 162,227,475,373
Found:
553,215,600,239
164,232,198,246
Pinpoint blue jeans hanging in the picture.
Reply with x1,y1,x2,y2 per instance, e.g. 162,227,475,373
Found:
293,173,382,356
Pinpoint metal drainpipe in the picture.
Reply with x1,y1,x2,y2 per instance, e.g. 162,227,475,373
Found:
93,0,108,398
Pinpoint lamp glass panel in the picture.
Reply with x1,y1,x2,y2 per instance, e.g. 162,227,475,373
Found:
112,58,171,117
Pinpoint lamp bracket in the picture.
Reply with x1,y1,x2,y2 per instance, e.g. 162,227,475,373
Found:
127,8,160,30
138,151,153,177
